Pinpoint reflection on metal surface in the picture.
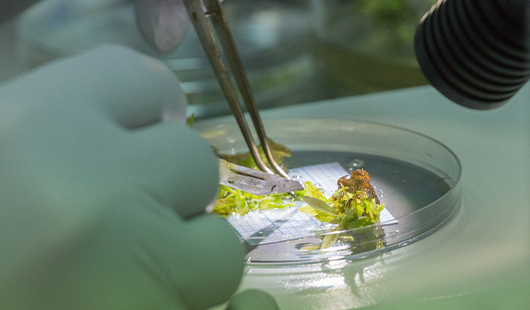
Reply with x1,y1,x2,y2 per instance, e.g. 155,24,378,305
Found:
241,251,400,309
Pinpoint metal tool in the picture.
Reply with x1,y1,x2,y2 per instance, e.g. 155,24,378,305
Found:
218,159,303,195
182,0,291,179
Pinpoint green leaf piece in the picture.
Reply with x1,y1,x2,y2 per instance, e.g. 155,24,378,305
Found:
301,196,339,215
321,233,339,249
187,113,195,127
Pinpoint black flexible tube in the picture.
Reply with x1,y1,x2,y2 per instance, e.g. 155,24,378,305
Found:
415,0,530,109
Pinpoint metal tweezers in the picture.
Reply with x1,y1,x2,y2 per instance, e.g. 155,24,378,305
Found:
182,0,290,179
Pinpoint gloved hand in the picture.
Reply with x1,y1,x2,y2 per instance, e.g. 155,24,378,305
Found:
0,45,246,310
134,0,224,55
227,290,280,310
134,0,191,54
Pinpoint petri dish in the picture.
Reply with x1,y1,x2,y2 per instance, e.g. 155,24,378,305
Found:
196,119,461,265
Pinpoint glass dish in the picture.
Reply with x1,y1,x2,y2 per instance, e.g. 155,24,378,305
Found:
195,119,462,265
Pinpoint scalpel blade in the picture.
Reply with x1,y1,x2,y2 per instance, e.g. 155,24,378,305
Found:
219,159,303,195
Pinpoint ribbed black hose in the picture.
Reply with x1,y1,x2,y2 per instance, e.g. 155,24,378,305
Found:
415,0,530,109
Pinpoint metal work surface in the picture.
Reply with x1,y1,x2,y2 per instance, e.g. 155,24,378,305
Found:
201,85,530,309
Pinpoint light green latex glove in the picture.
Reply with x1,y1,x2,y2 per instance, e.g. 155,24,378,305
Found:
226,290,280,310
0,45,245,310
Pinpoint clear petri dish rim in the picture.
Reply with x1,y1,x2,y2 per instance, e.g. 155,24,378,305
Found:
196,118,462,266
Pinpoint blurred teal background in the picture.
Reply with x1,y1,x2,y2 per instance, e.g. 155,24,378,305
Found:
3,0,437,118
